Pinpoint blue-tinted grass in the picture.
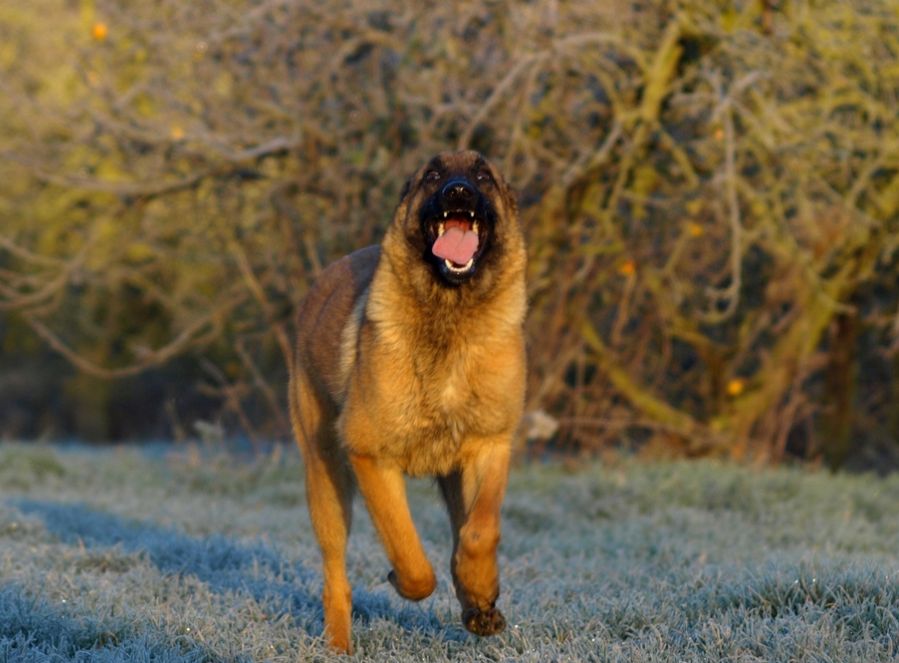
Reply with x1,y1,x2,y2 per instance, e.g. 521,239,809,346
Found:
1,442,897,661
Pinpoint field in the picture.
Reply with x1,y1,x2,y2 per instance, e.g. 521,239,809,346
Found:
0,442,897,662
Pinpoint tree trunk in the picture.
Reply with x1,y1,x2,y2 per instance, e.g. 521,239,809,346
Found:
820,313,858,470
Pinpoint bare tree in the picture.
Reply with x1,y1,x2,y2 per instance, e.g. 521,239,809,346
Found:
2,0,898,465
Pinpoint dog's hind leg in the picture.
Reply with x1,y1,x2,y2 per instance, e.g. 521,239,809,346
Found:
439,438,511,636
290,373,355,654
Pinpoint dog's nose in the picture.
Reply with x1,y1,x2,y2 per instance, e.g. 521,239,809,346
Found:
441,179,476,206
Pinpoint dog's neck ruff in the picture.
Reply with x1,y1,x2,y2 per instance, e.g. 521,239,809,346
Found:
369,240,526,342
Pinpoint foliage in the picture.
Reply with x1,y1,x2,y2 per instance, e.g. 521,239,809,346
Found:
1,0,898,464
1,442,898,661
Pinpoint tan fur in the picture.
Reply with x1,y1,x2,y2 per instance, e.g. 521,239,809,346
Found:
289,151,526,653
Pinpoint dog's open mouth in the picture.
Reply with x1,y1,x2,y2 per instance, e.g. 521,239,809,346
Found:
431,210,480,276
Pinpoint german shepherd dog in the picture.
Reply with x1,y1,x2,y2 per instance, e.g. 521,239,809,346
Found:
289,150,526,653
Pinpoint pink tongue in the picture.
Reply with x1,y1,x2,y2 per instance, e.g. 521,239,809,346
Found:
432,227,479,265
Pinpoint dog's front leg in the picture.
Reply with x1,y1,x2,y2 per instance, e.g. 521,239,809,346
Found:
349,454,437,601
440,438,511,636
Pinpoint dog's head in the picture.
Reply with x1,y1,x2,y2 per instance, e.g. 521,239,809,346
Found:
392,151,522,289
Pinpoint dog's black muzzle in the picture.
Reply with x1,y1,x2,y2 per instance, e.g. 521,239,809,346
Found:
418,177,497,285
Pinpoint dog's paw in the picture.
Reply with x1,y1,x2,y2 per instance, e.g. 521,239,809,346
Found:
462,605,506,636
387,569,436,601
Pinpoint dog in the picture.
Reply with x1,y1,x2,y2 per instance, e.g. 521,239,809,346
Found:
288,150,526,653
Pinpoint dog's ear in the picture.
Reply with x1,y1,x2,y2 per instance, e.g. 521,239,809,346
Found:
497,173,519,218
399,177,412,202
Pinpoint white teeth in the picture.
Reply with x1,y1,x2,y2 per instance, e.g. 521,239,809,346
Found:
472,221,479,233
469,210,475,218
444,258,475,273
443,210,448,218
437,222,445,236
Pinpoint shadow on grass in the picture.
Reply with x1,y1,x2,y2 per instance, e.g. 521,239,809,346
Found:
0,583,225,663
11,499,446,640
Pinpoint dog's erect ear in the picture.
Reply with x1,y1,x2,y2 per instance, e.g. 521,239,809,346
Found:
504,182,519,217
399,177,412,202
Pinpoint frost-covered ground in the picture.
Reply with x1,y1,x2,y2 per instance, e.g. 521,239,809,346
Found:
1,442,897,662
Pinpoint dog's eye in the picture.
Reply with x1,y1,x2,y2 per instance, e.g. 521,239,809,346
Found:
476,170,493,184
425,170,442,182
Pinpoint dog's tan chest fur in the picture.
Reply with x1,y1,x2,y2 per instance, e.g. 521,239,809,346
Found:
338,287,525,476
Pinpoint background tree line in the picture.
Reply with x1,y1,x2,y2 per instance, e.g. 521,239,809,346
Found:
1,0,898,469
